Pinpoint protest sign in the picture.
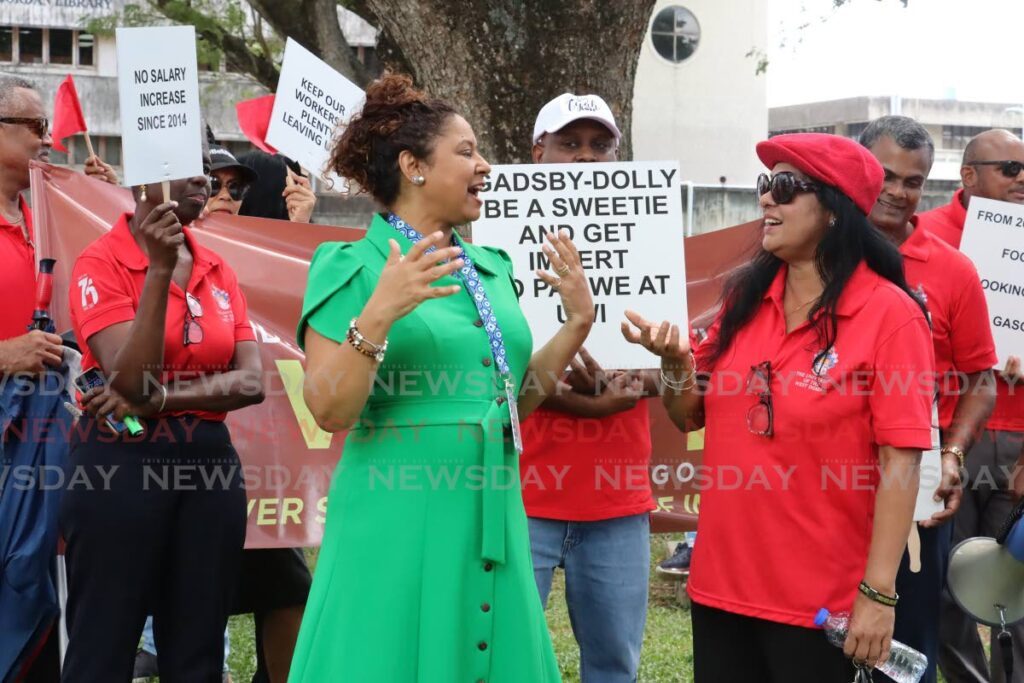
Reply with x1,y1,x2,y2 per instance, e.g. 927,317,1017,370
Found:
472,161,687,369
116,26,202,189
961,196,1024,367
266,37,364,184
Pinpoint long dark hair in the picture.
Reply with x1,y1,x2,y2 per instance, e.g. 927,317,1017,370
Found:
705,184,928,367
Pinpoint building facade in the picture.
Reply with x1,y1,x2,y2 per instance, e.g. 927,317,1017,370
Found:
632,0,769,186
770,96,1024,188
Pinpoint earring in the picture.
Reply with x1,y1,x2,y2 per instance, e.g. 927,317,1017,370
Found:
411,175,425,186
828,217,837,228
138,185,147,202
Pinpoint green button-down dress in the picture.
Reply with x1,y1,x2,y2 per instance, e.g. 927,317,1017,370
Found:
289,214,561,682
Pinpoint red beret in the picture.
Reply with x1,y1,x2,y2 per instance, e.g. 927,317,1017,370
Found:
756,133,884,216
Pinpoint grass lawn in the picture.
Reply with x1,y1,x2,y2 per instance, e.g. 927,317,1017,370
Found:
212,536,987,682
220,535,693,682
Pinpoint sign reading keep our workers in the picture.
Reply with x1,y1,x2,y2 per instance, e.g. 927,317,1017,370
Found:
266,37,364,184
115,25,202,187
472,161,687,369
961,196,1024,367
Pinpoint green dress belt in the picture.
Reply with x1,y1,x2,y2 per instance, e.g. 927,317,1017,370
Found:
353,397,515,564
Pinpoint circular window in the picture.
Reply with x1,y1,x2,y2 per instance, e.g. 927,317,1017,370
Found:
650,6,701,64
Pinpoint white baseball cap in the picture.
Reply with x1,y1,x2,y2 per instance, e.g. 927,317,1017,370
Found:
532,93,622,145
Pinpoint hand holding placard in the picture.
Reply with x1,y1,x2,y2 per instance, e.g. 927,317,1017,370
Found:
136,202,184,271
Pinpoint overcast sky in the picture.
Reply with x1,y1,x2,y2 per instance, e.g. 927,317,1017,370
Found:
767,0,1024,108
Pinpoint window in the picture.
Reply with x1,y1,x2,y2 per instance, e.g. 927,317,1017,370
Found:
77,32,94,66
770,126,836,137
846,122,869,140
943,125,989,150
650,6,701,64
18,28,42,64
101,136,121,166
49,29,73,65
0,27,11,62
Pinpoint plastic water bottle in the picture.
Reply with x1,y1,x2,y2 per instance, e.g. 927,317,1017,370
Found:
815,608,928,683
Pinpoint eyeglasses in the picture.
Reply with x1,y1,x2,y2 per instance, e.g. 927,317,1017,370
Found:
757,172,819,204
184,292,204,346
0,117,49,139
209,175,249,201
967,160,1024,178
746,361,774,437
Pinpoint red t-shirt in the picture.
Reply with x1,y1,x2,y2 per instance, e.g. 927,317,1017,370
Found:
899,221,998,430
919,188,968,250
69,213,255,421
919,190,1024,432
687,262,934,627
0,198,35,342
520,399,655,522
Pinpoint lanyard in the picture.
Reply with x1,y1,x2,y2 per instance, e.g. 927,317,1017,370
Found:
386,213,523,453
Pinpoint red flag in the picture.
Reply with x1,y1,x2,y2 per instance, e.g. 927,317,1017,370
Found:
51,75,87,154
235,94,278,154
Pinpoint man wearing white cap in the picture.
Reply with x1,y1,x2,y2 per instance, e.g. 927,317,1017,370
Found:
521,93,656,683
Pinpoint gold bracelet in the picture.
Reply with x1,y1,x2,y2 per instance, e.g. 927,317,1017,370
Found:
941,444,966,470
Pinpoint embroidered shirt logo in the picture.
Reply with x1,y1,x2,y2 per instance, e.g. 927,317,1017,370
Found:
211,286,231,311
812,347,839,377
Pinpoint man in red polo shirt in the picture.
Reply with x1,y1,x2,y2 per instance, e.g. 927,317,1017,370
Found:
860,116,997,683
520,93,657,683
0,74,118,683
918,129,1024,682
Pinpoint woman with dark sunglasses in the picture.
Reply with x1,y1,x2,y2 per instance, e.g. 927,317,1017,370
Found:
204,146,259,217
624,133,936,682
60,139,265,682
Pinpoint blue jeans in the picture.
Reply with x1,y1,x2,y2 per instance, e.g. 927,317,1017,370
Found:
141,615,230,673
528,513,650,683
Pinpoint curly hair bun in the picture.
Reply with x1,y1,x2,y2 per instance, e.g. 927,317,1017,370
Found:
328,72,456,206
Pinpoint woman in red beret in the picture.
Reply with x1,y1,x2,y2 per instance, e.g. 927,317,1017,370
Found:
624,133,935,680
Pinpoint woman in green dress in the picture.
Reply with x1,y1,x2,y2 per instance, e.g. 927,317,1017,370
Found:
290,74,593,682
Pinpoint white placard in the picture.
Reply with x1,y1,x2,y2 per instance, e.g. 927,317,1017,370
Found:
266,37,365,184
913,404,944,521
960,196,1024,368
472,161,687,370
116,26,203,187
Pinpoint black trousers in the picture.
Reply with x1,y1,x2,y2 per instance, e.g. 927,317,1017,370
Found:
59,417,246,683
893,523,952,683
692,601,857,682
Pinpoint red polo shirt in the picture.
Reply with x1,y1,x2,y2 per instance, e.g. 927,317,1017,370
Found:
69,213,255,421
919,188,968,250
687,262,934,627
920,190,1024,432
520,401,655,521
0,198,35,341
899,220,998,430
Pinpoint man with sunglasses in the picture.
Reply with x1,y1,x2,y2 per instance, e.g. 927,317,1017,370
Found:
859,116,998,683
918,128,1024,682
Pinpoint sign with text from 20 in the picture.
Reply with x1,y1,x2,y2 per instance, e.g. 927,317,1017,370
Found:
961,196,1024,367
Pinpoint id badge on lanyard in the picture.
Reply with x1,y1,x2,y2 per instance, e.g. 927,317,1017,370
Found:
505,376,523,454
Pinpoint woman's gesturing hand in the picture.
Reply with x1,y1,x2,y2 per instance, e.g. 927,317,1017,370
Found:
366,232,465,324
535,230,592,334
620,310,690,363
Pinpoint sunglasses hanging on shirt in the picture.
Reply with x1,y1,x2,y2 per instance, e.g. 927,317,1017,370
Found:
184,292,204,346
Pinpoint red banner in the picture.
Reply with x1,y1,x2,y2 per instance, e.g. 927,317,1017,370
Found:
30,162,759,546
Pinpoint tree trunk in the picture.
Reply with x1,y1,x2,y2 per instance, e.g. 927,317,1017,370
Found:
363,0,656,163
